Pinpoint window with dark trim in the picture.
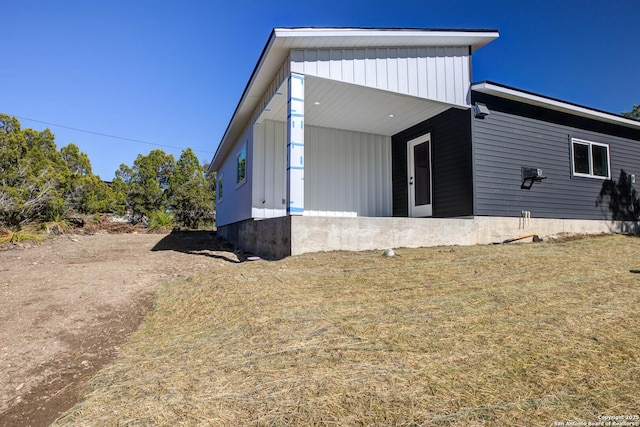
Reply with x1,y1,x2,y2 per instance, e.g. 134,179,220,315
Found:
217,173,224,201
236,146,246,185
571,138,610,179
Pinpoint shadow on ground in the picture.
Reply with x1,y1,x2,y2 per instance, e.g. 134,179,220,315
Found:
151,230,246,263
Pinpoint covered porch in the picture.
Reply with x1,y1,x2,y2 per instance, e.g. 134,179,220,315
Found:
251,73,465,220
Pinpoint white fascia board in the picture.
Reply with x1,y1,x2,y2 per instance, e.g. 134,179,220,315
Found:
471,82,640,130
273,27,499,52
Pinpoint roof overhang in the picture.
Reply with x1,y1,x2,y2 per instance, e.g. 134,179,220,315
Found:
257,75,463,136
471,81,640,130
210,28,499,171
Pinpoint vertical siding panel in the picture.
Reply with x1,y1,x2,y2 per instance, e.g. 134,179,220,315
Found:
275,120,286,214
325,127,335,215
351,132,359,214
264,122,275,214
346,130,355,214
305,125,317,214
384,136,393,216
364,133,371,215
303,50,317,76
436,47,447,101
397,48,408,94
426,47,438,100
290,50,304,73
366,135,374,215
336,128,344,216
376,48,388,90
374,136,382,214
355,132,363,215
313,126,322,213
453,51,465,105
354,49,366,85
317,49,330,78
463,53,472,104
342,49,354,83
407,47,418,96
327,127,335,214
365,48,377,87
339,131,348,214
445,48,456,103
417,48,428,98
386,48,399,92
264,121,275,215
330,49,342,80
252,123,265,216
373,137,381,215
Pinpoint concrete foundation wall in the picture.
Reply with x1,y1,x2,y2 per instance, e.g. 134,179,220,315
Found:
218,215,638,259
217,216,292,259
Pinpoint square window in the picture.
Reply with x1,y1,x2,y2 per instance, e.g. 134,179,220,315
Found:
571,138,610,179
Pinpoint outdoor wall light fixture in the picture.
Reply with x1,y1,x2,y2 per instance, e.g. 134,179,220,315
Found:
474,102,490,119
388,114,395,118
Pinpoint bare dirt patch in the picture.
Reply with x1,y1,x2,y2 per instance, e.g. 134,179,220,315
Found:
0,230,239,427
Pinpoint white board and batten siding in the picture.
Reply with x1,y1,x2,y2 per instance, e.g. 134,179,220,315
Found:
252,120,287,219
215,124,253,227
290,47,471,106
253,121,392,219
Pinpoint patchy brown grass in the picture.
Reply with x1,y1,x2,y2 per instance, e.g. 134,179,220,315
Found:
54,235,640,426
0,226,46,244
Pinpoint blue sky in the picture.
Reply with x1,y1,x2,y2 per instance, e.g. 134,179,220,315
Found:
2,0,639,179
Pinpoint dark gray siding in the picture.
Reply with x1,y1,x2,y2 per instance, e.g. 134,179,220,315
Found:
392,108,473,217
471,93,640,220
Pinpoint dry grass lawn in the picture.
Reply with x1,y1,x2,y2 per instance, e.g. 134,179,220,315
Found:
54,235,640,426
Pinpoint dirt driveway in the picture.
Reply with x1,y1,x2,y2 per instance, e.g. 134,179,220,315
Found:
0,230,240,427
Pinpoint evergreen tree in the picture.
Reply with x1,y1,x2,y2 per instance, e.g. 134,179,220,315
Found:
169,148,215,228
622,104,640,121
0,115,68,225
61,143,118,214
0,114,120,227
114,149,176,220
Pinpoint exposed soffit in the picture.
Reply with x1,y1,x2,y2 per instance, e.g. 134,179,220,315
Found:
257,76,459,136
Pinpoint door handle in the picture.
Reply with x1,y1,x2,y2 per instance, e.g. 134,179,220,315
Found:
409,176,414,185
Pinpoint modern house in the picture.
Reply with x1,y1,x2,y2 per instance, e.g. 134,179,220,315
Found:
209,27,640,259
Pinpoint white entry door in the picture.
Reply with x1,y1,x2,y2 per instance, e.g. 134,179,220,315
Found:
407,133,433,217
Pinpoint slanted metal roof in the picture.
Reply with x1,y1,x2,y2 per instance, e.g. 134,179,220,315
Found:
471,81,640,130
210,27,500,171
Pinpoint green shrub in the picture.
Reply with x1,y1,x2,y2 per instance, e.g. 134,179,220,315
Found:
148,211,174,231
0,227,45,243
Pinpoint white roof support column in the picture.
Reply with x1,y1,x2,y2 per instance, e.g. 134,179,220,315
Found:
287,72,305,215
